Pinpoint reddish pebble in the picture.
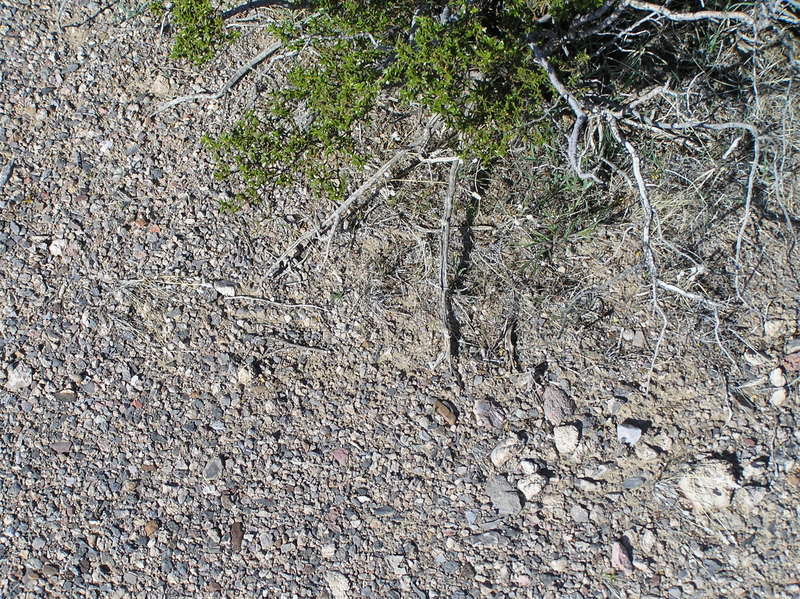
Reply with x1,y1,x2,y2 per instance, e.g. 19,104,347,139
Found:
743,437,756,448
132,399,143,410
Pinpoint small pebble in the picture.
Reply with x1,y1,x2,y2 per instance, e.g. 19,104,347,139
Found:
517,473,547,500
204,456,224,480
770,387,787,407
553,425,580,454
635,444,659,461
617,421,643,446
611,540,633,575
570,505,589,523
542,385,576,426
769,367,787,387
5,363,32,392
621,476,646,490
490,435,521,468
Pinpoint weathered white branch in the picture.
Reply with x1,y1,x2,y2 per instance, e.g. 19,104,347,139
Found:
623,0,756,27
151,41,282,117
439,158,460,374
528,41,601,183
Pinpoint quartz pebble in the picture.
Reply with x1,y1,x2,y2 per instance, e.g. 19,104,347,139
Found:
490,435,521,468
617,421,643,446
5,363,32,392
769,367,787,387
554,425,580,455
517,473,547,500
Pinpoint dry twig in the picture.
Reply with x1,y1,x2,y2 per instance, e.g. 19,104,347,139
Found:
622,0,757,27
439,158,461,375
150,41,283,116
528,41,601,183
267,116,442,275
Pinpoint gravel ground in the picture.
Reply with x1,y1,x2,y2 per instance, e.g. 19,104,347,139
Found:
2,3,799,598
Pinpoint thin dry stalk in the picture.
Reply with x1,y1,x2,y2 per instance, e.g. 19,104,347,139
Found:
267,116,442,275
528,41,601,183
439,158,461,375
151,41,283,116
622,0,756,26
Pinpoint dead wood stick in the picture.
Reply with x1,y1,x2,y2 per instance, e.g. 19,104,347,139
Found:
439,158,461,374
623,0,756,27
267,116,442,275
150,41,282,117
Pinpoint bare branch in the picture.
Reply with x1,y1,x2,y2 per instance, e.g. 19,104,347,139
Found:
222,0,304,21
150,41,282,117
439,158,461,376
268,116,443,275
622,0,756,27
528,41,601,183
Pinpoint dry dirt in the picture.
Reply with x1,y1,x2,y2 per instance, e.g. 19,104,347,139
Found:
1,2,799,598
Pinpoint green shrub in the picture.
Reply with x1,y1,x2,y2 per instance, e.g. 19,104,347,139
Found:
201,1,608,207
170,0,238,64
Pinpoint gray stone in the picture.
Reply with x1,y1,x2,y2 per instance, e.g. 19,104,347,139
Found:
570,505,589,523
50,441,71,454
473,399,505,429
485,475,522,516
204,456,224,479
621,476,646,490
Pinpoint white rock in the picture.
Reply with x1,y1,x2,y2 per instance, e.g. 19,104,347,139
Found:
324,571,350,599
640,529,656,553
517,473,547,500
617,422,643,446
5,363,32,392
634,444,659,461
553,425,580,455
764,319,786,338
490,435,521,468
237,365,254,385
549,558,569,573
678,459,738,512
519,459,538,476
769,367,787,387
213,280,236,297
576,478,599,491
49,238,68,256
770,387,788,407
